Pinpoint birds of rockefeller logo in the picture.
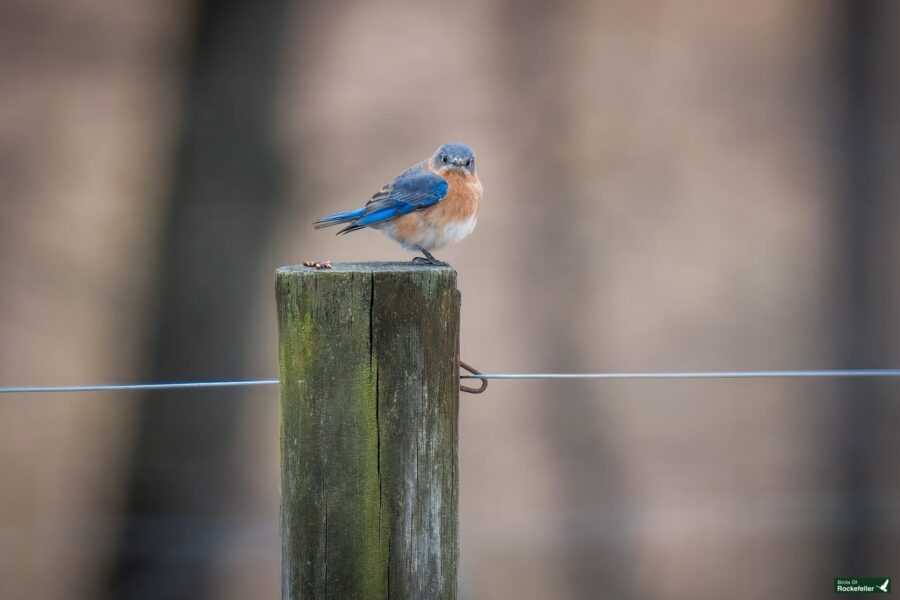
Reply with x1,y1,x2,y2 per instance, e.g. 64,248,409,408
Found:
834,578,890,593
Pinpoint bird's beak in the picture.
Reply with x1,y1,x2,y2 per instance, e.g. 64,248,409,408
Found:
449,158,468,168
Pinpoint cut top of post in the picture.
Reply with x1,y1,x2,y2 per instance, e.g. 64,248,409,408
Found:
277,262,456,275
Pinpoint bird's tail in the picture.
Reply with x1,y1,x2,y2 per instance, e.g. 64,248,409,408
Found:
311,207,366,230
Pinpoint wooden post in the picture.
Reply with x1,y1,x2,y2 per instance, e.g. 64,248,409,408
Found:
276,263,460,600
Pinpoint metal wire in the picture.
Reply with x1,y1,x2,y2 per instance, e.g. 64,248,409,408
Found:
0,380,279,394
463,369,900,380
1,370,900,394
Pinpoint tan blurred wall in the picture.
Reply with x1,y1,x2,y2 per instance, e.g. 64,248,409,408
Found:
0,1,188,598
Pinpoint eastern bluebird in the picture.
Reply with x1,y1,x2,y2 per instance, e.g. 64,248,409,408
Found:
312,142,482,266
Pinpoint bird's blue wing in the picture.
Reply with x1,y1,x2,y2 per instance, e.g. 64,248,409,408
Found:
352,169,448,228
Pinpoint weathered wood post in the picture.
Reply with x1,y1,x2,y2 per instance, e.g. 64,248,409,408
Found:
276,263,460,599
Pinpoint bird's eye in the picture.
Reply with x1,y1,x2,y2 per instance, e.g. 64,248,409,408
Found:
464,159,471,167
441,155,448,164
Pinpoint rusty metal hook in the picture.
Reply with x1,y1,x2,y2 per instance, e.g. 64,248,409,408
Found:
459,359,488,394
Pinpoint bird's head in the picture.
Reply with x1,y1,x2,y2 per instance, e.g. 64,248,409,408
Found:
432,142,476,175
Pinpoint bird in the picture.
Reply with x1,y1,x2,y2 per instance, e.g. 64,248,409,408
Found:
312,142,482,266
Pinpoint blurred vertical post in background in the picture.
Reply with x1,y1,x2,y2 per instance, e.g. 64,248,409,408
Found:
832,0,900,577
106,0,289,598
497,1,634,597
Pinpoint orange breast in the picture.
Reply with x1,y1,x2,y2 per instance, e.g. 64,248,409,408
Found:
423,169,482,224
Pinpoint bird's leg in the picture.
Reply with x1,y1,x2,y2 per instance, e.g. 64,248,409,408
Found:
412,248,449,267
421,249,445,265
421,249,450,266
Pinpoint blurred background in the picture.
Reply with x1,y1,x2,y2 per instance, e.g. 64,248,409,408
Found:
1,0,898,598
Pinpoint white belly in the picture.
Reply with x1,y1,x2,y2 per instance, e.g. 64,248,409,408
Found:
380,216,477,251
430,217,478,250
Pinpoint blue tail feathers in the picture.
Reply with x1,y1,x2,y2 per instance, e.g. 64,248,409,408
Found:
311,207,367,230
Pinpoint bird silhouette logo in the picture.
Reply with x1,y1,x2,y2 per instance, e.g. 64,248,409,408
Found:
878,579,890,593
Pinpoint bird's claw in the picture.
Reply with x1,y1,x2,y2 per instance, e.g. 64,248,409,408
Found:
412,249,450,267
412,256,449,267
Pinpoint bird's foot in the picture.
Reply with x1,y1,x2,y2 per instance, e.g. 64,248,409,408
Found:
412,249,449,267
411,255,449,267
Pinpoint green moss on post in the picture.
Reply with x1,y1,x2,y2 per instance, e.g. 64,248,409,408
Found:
276,263,460,600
